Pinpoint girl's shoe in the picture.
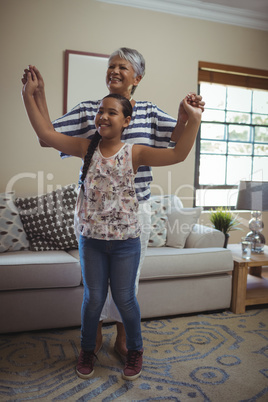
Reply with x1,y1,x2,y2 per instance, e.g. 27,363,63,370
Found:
122,349,143,380
76,349,97,379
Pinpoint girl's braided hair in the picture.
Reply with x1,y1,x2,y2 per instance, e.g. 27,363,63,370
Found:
79,131,101,192
79,94,133,191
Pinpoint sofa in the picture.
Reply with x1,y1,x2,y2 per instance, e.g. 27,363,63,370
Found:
0,186,233,334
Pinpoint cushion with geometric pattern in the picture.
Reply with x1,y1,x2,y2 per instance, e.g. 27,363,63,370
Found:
148,199,168,247
15,184,78,251
0,191,30,252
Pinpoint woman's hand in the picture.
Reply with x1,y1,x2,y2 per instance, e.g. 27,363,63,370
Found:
178,93,205,125
182,95,203,122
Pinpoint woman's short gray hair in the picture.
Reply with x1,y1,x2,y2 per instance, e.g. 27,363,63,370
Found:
109,47,146,79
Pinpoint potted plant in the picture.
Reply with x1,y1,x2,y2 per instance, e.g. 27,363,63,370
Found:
210,207,240,248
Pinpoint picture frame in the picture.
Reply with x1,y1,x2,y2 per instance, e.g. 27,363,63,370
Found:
64,50,110,114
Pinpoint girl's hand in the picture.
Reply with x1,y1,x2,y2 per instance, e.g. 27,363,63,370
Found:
178,93,205,124
21,65,44,95
22,68,38,97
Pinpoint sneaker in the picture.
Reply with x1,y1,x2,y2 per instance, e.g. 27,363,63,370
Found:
76,349,97,379
122,349,143,380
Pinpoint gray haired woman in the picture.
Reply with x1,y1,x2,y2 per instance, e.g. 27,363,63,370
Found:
22,46,205,366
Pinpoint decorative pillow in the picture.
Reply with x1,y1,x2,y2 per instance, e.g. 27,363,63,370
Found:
148,199,168,247
166,207,203,248
15,184,78,251
150,194,183,214
0,192,30,252
148,195,184,247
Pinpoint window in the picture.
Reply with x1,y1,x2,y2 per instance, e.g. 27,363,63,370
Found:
194,62,268,209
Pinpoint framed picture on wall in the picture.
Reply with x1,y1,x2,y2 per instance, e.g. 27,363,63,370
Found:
64,50,110,114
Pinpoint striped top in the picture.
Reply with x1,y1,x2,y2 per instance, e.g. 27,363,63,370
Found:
53,100,176,202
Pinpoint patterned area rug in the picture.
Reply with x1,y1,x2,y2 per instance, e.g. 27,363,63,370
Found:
0,308,268,401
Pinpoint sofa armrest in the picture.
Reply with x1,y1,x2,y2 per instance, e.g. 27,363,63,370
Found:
185,224,224,248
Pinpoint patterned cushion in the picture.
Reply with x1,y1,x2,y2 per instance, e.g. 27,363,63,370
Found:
148,195,184,247
15,184,78,251
148,199,168,247
150,194,183,213
0,192,30,252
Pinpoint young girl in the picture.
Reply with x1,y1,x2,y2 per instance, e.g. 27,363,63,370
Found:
22,69,202,381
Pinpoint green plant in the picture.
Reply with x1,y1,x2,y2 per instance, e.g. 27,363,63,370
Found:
210,207,240,235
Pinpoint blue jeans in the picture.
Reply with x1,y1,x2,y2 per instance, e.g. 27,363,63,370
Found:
79,235,142,351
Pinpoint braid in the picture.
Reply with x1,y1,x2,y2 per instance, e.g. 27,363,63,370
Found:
80,131,101,191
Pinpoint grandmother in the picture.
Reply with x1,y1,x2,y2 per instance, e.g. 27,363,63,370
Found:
22,47,205,361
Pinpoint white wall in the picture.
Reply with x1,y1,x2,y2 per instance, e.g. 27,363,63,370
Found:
1,0,267,243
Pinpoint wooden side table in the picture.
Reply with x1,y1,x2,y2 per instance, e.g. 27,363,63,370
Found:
228,244,268,314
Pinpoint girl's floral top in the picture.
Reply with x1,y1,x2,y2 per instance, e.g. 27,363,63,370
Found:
77,143,140,240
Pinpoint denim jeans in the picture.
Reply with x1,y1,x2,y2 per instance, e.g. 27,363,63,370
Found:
79,235,142,351
99,200,151,322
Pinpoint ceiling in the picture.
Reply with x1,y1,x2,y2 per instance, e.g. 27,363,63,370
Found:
202,0,267,13
96,0,268,31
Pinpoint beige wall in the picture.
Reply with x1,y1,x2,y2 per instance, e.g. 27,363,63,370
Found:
1,0,268,243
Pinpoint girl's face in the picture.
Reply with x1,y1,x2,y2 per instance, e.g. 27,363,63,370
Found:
106,55,142,98
95,98,131,139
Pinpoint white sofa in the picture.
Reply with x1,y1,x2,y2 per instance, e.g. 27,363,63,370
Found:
0,191,233,333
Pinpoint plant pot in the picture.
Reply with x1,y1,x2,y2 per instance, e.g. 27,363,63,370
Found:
223,233,229,248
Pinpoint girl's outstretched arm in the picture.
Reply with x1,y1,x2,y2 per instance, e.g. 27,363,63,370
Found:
22,65,54,147
170,93,205,143
133,96,202,171
22,70,89,159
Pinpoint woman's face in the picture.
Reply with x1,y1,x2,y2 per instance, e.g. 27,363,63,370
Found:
106,55,142,98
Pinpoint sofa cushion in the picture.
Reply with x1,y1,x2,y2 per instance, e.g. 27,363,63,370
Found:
67,249,80,259
166,207,202,248
150,194,183,214
0,192,29,252
67,247,233,282
148,195,184,247
15,184,78,251
185,224,225,248
141,247,233,279
0,250,82,290
148,199,168,247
